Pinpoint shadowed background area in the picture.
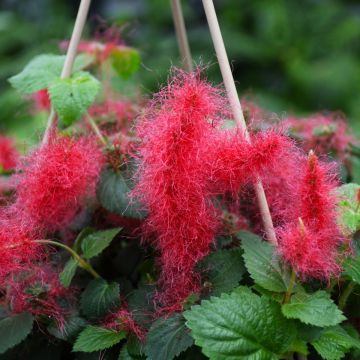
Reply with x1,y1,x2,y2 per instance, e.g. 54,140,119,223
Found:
1,0,360,134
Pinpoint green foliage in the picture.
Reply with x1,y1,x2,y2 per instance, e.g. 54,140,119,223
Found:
343,256,360,284
110,47,141,79
336,183,360,235
47,316,87,342
240,231,289,292
97,168,146,219
59,258,78,288
81,228,121,259
80,279,120,319
200,248,245,296
282,290,345,327
48,71,100,126
145,314,193,360
0,313,33,354
73,326,126,353
8,54,92,94
184,287,297,359
311,325,360,360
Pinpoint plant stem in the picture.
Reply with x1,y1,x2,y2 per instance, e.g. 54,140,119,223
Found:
170,0,193,72
34,239,100,279
339,281,356,310
42,0,92,145
201,0,278,245
283,268,296,304
86,114,108,146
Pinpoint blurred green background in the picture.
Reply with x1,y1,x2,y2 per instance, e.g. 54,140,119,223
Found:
1,0,360,138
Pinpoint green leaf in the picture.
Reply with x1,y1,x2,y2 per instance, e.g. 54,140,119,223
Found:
282,290,345,327
80,278,120,319
343,256,360,284
97,168,146,219
9,53,92,94
73,227,96,253
239,231,288,292
73,326,126,353
336,183,360,235
81,228,121,259
59,258,78,288
48,316,87,342
145,314,193,360
110,47,141,79
311,325,360,360
184,287,297,360
118,345,133,360
48,71,100,126
200,249,245,296
0,313,33,354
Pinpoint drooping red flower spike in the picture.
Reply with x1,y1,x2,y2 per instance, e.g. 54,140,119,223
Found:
278,151,344,280
14,134,104,232
134,70,227,309
0,135,18,172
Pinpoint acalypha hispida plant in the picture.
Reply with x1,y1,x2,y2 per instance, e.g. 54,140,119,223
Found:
1,0,360,359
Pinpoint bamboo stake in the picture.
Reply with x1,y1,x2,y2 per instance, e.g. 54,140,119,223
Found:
42,0,92,145
202,0,278,245
170,0,193,72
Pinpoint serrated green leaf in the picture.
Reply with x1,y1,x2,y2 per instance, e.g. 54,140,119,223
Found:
49,71,100,126
282,290,345,327
73,326,126,353
80,278,120,319
111,47,140,79
48,316,87,342
9,53,92,94
81,228,121,259
145,314,193,360
73,227,96,253
311,325,360,360
0,313,33,354
97,168,146,219
59,258,78,288
336,183,360,235
184,287,297,360
239,231,288,292
118,345,133,360
200,249,245,296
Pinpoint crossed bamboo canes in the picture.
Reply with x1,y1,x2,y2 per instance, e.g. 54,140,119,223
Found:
171,0,278,245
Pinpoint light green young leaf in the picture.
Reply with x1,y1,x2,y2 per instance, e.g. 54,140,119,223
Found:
311,325,360,360
0,312,33,354
73,326,126,353
184,287,297,360
239,231,289,292
81,228,121,259
144,314,193,360
49,71,100,126
110,47,141,79
9,53,93,94
59,258,78,288
282,290,345,327
343,256,360,284
80,278,120,319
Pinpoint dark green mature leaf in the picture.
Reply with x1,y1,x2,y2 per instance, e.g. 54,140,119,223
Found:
49,71,100,126
145,314,193,360
336,183,360,235
73,326,126,353
0,313,33,354
240,231,288,292
184,287,297,360
59,258,78,288
48,316,87,342
344,256,360,284
97,169,146,219
9,54,92,94
80,279,120,319
282,290,345,327
81,228,121,259
118,345,133,360
311,326,360,360
200,249,245,296
111,47,141,79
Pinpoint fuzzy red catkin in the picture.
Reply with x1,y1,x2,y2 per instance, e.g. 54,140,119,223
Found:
278,152,343,279
14,134,104,232
0,135,18,171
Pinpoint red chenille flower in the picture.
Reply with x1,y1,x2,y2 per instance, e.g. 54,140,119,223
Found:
0,135,18,171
